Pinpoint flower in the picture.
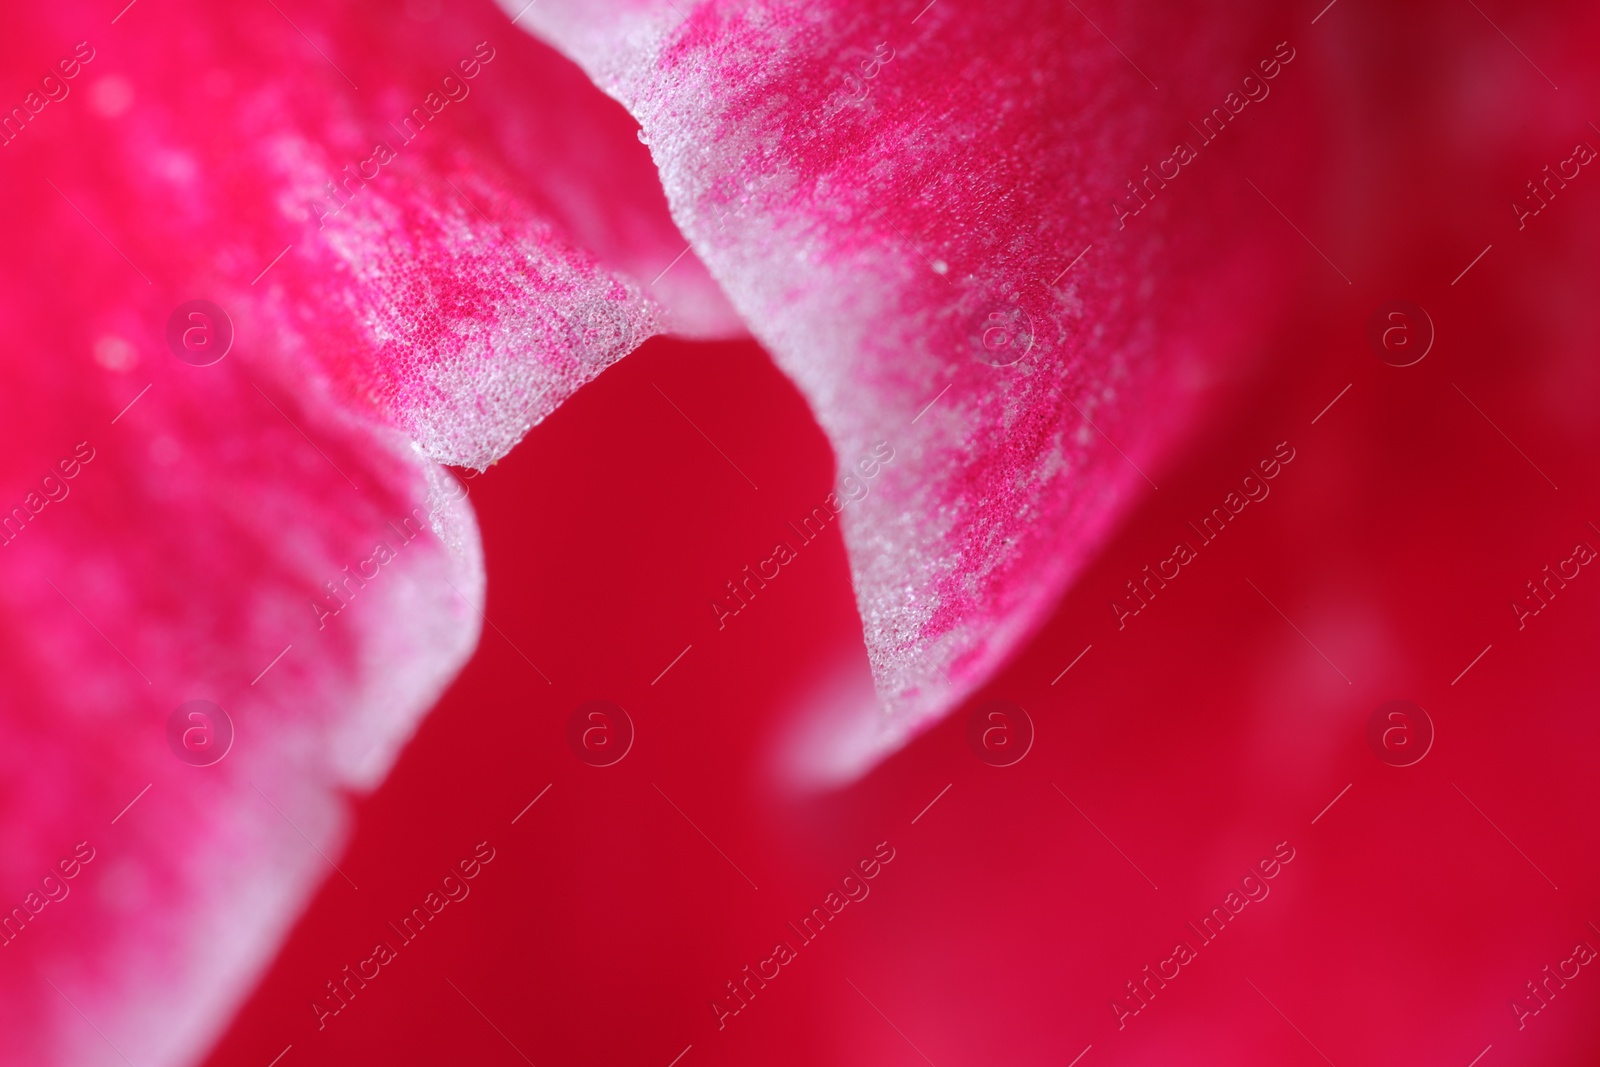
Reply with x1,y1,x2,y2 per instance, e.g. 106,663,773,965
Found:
4,0,1599,1064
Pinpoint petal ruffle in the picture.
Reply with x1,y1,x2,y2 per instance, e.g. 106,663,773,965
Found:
0,0,730,1061
14,0,739,470
505,0,1322,772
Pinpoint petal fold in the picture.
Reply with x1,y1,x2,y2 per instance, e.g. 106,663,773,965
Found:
505,0,1322,766
0,0,729,1060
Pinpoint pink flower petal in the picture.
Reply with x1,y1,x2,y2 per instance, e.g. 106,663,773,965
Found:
505,0,1322,773
0,363,482,1065
1,0,735,1060
15,0,739,468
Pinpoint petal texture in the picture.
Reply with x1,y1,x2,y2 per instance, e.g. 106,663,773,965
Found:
17,0,739,470
0,0,728,1061
506,0,1321,769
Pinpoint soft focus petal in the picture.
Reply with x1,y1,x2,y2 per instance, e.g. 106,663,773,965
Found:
504,0,1320,772
0,344,482,1065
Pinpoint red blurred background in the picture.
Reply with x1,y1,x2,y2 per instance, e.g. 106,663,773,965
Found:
200,2,1600,1065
